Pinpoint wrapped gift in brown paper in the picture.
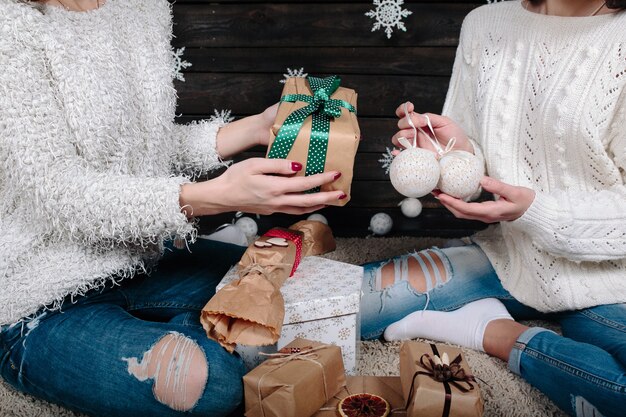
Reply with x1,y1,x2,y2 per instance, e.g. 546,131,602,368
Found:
400,342,484,417
314,376,406,416
244,338,347,417
201,221,335,352
267,76,360,206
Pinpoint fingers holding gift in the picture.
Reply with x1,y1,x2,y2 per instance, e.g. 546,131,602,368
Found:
245,157,304,175
276,170,343,193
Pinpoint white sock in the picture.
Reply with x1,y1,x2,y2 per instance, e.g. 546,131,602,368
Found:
383,298,513,352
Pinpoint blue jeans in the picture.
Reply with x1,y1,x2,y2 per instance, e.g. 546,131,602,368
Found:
361,243,626,417
0,239,247,417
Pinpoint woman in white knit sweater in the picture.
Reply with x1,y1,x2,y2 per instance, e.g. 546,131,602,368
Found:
362,1,626,416
0,0,346,416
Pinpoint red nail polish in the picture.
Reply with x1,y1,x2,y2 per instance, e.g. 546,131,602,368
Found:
291,162,303,172
334,172,342,180
338,193,347,200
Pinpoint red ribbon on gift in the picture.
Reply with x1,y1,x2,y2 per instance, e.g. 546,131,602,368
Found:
264,228,303,277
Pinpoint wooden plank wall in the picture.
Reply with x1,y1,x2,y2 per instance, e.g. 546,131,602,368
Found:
171,0,489,237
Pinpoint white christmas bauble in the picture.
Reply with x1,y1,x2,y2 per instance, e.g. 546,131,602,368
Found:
369,212,393,236
307,213,328,225
389,147,440,198
235,217,258,238
399,198,423,218
437,150,484,199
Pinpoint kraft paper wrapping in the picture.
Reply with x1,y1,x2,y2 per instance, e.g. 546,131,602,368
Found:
244,338,347,417
290,220,336,256
400,342,484,417
268,77,360,207
314,376,406,416
201,221,335,353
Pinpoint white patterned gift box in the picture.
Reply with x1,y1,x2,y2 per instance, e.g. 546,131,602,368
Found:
216,256,363,374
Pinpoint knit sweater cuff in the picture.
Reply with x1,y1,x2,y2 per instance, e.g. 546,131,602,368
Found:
174,120,232,177
508,191,561,240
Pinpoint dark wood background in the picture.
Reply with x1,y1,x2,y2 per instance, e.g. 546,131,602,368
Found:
171,0,490,237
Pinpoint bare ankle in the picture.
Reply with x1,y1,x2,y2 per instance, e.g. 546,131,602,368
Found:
483,319,529,362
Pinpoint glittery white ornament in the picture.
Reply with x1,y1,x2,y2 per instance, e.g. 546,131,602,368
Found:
307,213,328,225
235,217,258,238
389,145,440,198
437,150,484,199
399,197,422,218
369,212,393,235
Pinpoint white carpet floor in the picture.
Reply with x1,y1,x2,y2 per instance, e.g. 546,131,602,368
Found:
0,236,567,417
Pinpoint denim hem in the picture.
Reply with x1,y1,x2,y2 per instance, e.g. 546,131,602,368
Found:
508,327,553,376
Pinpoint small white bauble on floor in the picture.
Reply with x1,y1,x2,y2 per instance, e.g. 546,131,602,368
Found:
235,216,258,238
399,197,422,218
389,147,440,198
307,213,328,225
437,150,484,199
369,212,393,236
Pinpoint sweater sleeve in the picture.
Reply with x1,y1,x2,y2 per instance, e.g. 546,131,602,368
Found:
0,21,194,246
169,118,231,179
508,89,626,262
441,13,485,195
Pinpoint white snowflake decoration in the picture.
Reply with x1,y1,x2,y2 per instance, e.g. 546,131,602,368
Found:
365,0,412,39
209,109,235,124
280,67,308,84
172,47,192,82
379,147,395,174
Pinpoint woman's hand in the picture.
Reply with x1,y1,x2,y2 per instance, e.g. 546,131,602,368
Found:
392,102,474,155
434,177,535,223
179,158,344,217
215,103,279,158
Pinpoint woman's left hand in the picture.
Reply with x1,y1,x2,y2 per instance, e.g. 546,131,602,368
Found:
216,103,279,158
435,176,535,223
257,103,279,147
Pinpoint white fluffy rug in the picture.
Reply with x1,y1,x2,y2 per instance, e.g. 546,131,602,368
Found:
0,236,567,417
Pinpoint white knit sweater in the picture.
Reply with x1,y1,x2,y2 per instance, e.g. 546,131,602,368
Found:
443,1,626,312
0,0,228,325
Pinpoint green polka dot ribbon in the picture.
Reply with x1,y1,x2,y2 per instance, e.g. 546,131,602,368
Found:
268,76,356,193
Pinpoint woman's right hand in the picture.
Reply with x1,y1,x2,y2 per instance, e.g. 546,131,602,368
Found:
179,158,344,217
391,102,474,155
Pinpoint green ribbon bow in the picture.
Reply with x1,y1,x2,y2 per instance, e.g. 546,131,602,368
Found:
268,76,356,192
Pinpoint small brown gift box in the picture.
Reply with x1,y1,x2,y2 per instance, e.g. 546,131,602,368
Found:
268,76,360,206
244,338,347,417
314,376,406,416
400,342,484,417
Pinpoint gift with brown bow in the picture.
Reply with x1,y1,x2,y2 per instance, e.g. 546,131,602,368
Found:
400,341,484,417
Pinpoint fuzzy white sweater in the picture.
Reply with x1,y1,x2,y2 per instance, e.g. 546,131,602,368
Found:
443,1,626,312
0,0,228,325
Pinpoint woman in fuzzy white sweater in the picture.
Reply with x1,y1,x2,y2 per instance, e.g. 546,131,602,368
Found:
0,0,346,416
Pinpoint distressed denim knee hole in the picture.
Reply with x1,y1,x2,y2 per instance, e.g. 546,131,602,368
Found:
122,332,208,412
376,250,450,294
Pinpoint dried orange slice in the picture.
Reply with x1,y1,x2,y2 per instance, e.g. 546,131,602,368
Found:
338,393,390,417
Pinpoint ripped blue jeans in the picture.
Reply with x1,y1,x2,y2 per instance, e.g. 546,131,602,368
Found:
361,243,626,417
0,239,247,417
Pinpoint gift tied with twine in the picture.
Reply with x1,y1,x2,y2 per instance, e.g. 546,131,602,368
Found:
404,344,477,417
254,346,331,417
268,76,356,192
200,221,336,353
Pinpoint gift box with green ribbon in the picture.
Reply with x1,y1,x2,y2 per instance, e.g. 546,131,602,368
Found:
267,76,360,206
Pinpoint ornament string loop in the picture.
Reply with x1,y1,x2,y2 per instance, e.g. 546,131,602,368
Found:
402,102,456,157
